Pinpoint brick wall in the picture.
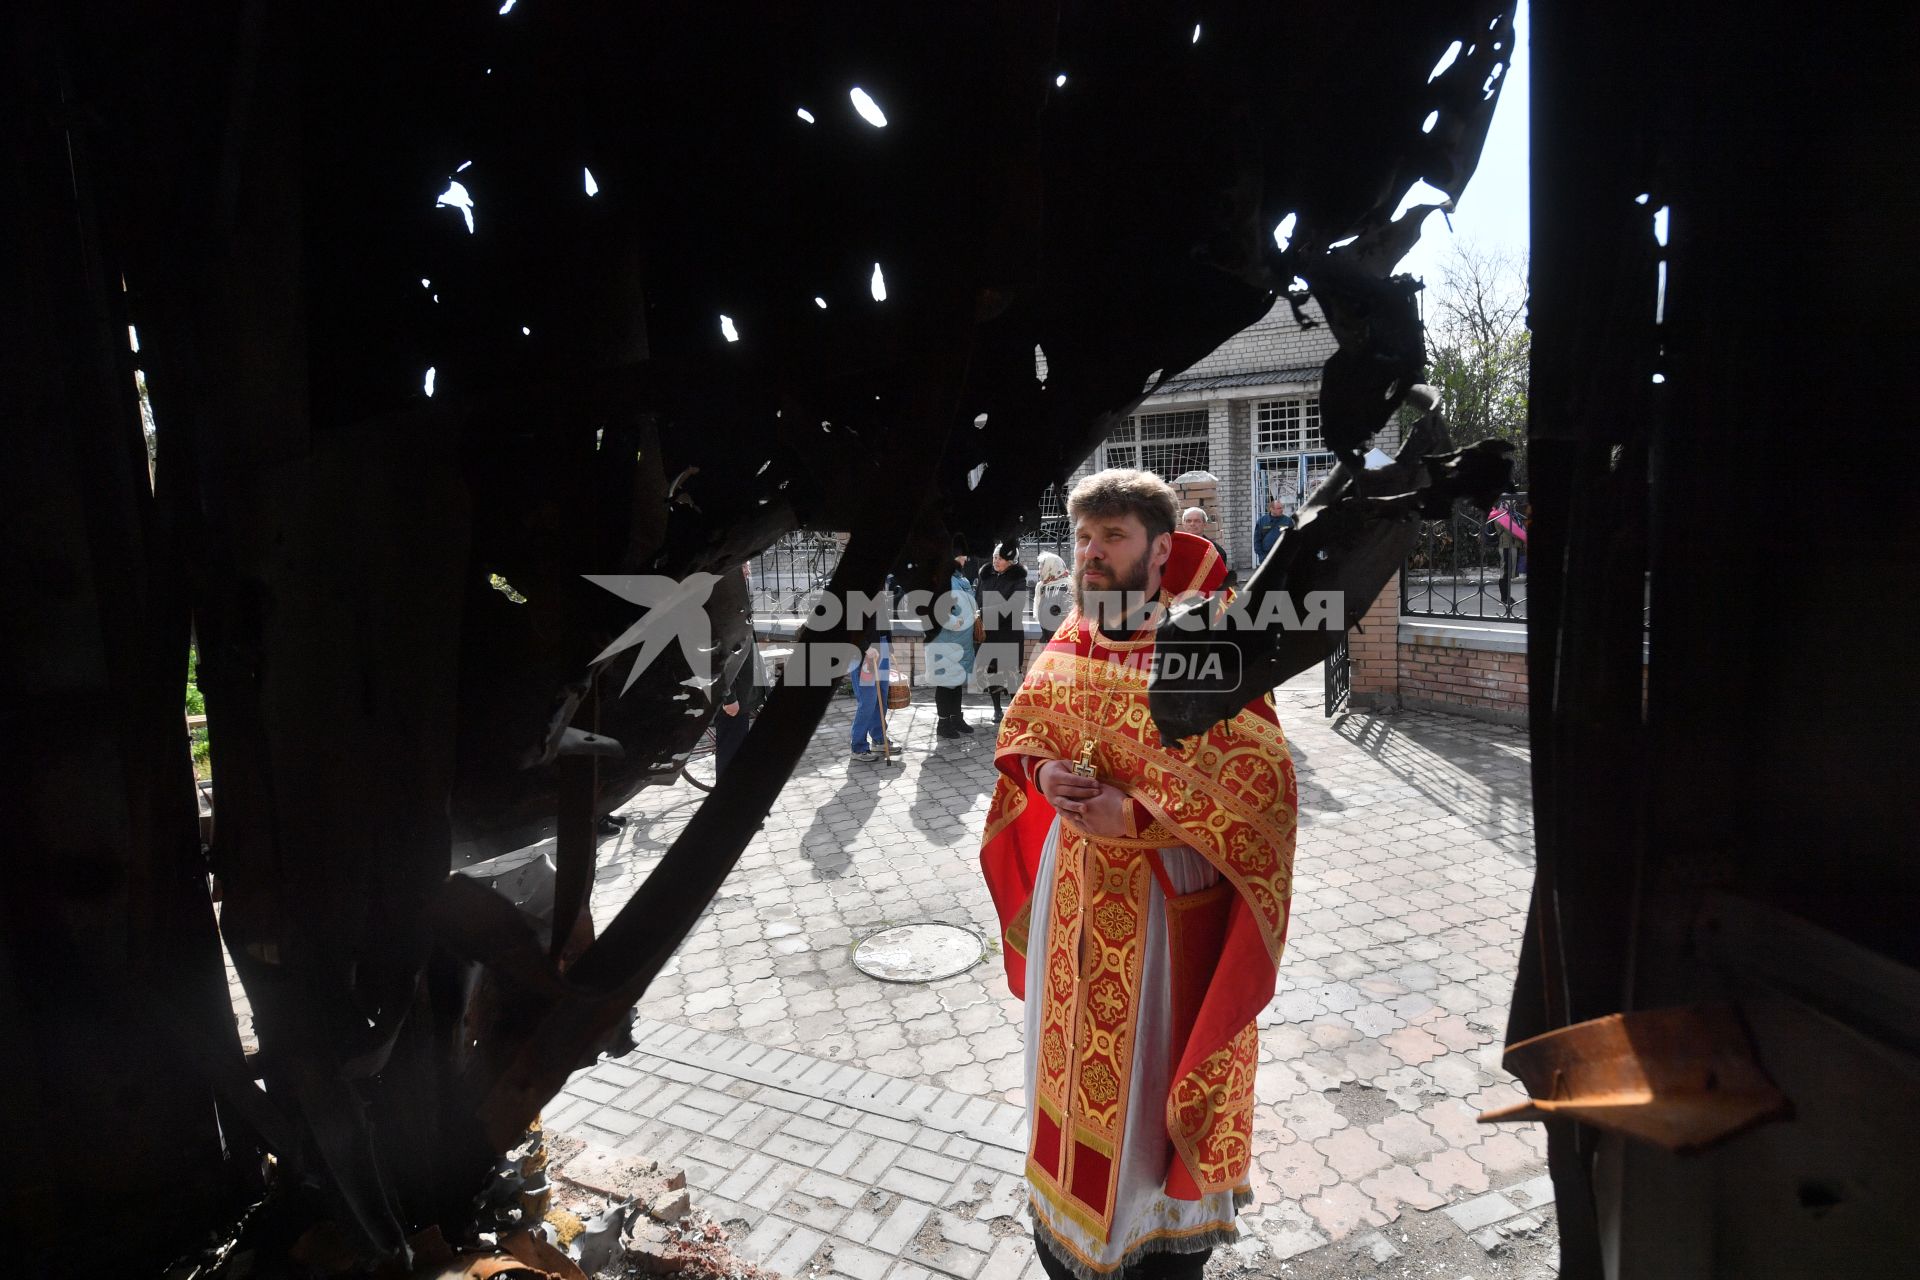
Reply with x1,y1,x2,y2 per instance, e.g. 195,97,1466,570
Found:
1221,400,1254,568
1347,574,1532,726
1348,573,1403,706
1374,413,1405,458
1201,398,1239,566
1399,640,1529,725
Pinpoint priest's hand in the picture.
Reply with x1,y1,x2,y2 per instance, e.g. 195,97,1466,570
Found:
1035,759,1096,811
1068,782,1132,838
1037,760,1131,838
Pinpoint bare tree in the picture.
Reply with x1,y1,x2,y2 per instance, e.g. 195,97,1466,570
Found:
1426,242,1530,483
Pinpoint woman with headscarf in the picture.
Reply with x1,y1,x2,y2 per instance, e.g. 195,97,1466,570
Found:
974,540,1030,726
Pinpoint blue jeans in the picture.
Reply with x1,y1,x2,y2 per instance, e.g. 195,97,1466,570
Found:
851,640,891,753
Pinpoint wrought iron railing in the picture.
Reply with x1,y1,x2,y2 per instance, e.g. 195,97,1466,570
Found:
746,531,845,617
1324,634,1351,717
1400,493,1530,623
747,505,1077,624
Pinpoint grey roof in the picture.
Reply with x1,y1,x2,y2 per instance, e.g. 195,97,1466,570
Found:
1148,364,1323,396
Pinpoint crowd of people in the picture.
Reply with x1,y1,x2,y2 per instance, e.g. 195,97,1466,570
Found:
722,501,1280,755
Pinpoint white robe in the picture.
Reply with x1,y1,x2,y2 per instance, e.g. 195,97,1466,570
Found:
1023,818,1248,1277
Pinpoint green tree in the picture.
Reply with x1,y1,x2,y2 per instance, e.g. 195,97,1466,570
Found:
1426,242,1530,484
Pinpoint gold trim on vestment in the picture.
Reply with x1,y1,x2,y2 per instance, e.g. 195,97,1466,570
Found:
992,607,1295,1231
1029,1187,1251,1276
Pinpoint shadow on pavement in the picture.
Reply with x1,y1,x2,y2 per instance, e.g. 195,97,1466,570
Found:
800,765,881,879
1331,709,1533,856
910,722,997,846
616,791,705,859
1286,733,1348,815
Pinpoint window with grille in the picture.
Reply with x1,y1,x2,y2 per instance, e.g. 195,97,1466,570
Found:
1102,409,1209,479
1301,451,1337,494
1255,398,1323,455
1254,397,1331,508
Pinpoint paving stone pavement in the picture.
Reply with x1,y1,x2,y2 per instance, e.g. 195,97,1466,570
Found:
219,668,1546,1275
528,667,1548,1275
545,1014,1041,1280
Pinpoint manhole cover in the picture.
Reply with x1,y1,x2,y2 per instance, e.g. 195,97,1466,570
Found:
852,923,985,983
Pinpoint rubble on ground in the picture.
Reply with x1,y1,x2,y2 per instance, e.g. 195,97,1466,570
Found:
532,1145,778,1280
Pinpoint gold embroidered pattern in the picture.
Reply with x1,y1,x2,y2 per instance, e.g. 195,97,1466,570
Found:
1167,1025,1260,1191
1024,822,1154,1242
1043,1027,1068,1073
1094,901,1136,940
1090,978,1126,1022
1080,1061,1119,1106
1005,899,1032,960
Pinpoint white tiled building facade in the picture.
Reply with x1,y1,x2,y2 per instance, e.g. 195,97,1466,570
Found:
1055,299,1400,574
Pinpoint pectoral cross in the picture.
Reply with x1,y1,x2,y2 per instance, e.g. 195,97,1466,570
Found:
1073,740,1098,778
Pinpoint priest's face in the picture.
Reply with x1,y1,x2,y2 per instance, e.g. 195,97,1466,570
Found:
1073,511,1171,623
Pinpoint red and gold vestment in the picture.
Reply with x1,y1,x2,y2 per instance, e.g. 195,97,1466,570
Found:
978,534,1297,1252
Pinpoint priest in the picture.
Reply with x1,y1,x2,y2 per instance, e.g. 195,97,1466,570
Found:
979,469,1297,1280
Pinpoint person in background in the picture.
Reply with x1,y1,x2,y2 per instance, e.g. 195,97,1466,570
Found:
1178,506,1237,591
974,540,1030,727
954,537,982,590
1033,551,1072,642
927,536,979,738
1252,495,1294,564
850,574,896,764
1496,512,1517,606
713,568,766,778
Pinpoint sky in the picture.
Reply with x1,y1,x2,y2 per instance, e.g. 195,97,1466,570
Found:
1390,0,1530,291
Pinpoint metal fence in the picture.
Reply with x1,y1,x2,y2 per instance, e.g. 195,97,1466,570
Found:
1400,493,1530,623
745,502,1075,624
750,489,1541,632
746,532,846,617
1027,483,1074,570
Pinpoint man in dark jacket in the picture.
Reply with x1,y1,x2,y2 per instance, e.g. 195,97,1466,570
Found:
1253,496,1294,563
973,540,1030,725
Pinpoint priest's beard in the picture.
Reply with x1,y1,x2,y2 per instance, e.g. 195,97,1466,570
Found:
1075,549,1155,635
